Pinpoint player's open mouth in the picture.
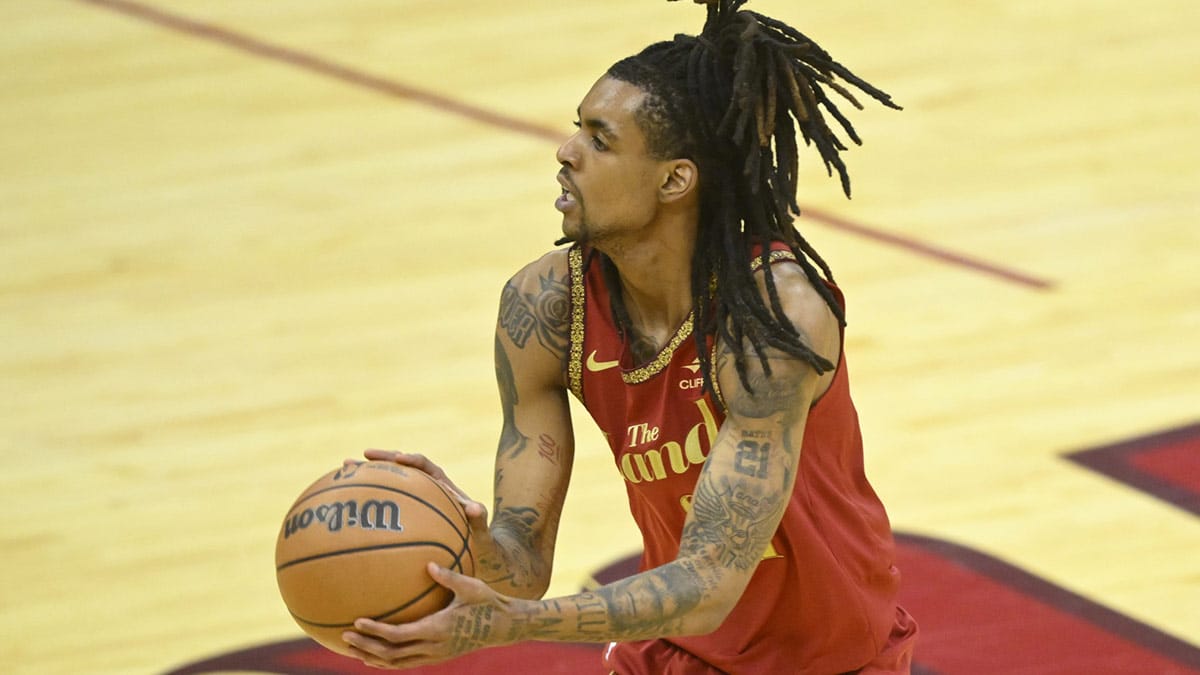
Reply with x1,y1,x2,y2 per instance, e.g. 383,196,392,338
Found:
555,177,577,212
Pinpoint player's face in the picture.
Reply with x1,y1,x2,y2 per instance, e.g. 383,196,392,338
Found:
555,77,667,248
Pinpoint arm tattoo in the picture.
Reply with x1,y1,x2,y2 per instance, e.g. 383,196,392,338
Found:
681,471,784,572
725,361,802,419
449,605,496,653
506,599,565,641
492,505,539,541
515,564,705,642
719,342,811,452
592,563,704,638
498,271,570,360
717,338,810,421
734,439,770,478
537,433,562,465
487,505,547,591
494,336,529,459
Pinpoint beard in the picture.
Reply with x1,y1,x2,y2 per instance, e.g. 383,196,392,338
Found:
555,209,593,247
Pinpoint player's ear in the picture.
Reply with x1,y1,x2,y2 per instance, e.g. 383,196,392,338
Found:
658,159,698,204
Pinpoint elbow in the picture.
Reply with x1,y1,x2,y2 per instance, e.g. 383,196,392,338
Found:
671,560,742,636
608,558,741,638
510,575,552,601
480,540,554,600
503,585,546,601
684,595,737,636
682,611,724,637
502,563,554,601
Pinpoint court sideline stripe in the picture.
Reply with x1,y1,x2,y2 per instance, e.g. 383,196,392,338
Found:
74,0,564,143
76,0,1055,292
802,207,1054,290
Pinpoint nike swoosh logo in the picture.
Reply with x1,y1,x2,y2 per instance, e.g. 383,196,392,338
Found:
586,350,621,372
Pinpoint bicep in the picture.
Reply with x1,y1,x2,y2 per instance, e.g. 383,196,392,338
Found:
670,387,812,624
493,327,574,520
674,292,834,608
678,359,814,576
491,258,576,559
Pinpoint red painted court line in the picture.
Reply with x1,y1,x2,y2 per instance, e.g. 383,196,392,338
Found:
77,0,1054,292
74,0,564,144
803,207,1055,290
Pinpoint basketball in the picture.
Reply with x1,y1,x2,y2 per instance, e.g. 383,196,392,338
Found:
275,460,475,656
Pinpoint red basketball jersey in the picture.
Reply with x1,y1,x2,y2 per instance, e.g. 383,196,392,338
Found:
565,244,916,674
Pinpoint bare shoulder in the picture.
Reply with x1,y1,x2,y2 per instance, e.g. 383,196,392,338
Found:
712,259,841,422
753,260,841,366
498,248,573,363
508,248,570,287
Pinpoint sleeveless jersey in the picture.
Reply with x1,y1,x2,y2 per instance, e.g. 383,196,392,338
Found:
565,243,915,674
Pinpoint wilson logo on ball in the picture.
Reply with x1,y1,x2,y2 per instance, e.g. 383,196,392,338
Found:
275,461,475,656
282,499,405,538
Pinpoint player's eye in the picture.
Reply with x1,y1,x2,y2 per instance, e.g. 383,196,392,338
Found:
572,120,607,152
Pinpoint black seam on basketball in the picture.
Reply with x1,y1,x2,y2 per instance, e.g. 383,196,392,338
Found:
371,581,442,624
451,519,471,571
455,528,475,574
447,534,472,575
289,579,446,628
276,540,456,572
286,482,468,539
287,540,477,628
427,479,473,538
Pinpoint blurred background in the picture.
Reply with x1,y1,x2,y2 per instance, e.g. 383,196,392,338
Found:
2,1,1197,673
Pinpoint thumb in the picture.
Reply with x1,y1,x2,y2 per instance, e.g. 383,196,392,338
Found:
462,499,490,537
429,562,485,601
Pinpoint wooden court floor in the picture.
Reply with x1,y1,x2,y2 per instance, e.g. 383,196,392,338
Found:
2,1,1197,673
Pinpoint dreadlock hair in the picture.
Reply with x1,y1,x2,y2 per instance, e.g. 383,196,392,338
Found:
594,0,900,394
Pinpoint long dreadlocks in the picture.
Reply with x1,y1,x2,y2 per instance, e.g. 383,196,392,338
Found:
591,0,899,393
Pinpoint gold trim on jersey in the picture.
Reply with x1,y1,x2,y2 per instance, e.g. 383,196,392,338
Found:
566,245,696,390
567,246,586,401
568,246,797,396
709,338,726,412
622,313,694,385
750,248,798,271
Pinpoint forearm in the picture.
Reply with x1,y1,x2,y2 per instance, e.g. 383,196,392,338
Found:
475,512,555,599
495,557,729,646
486,257,575,598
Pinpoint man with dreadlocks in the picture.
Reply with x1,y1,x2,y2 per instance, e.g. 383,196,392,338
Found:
344,1,917,672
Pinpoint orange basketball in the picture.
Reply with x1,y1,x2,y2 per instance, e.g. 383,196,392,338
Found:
275,460,475,656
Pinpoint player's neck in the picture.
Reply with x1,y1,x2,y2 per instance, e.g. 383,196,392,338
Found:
592,203,698,338
607,236,694,339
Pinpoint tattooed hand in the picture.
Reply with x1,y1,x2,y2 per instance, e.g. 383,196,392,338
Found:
343,563,529,669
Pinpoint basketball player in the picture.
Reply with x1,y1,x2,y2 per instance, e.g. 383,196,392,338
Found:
344,1,917,671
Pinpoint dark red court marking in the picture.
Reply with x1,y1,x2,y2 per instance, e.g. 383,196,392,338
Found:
164,639,606,675
167,527,1200,674
76,0,1054,292
590,534,1200,674
1066,421,1200,516
895,533,1200,674
802,206,1055,290
75,0,564,143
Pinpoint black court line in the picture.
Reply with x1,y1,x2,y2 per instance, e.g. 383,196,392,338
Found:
76,0,1056,291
